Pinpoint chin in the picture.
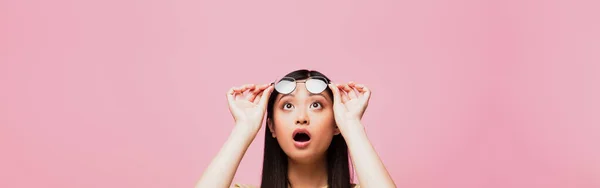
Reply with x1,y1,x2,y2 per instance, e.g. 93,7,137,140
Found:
285,148,326,164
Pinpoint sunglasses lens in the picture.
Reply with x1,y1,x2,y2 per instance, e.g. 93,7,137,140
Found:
306,78,328,94
275,78,296,94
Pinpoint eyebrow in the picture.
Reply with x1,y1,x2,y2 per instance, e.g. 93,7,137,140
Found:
278,93,329,102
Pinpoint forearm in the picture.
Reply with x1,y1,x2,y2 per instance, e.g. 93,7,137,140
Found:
342,121,396,188
195,124,257,188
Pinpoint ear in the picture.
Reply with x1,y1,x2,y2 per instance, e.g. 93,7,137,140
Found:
267,118,276,138
333,124,341,135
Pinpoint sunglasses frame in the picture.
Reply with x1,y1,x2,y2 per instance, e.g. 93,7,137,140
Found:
274,76,330,94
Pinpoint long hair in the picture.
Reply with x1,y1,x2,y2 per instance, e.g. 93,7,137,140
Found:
260,69,352,188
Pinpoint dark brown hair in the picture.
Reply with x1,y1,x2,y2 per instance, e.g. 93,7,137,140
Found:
260,69,352,188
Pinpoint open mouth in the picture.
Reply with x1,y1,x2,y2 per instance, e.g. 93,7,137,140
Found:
293,129,311,142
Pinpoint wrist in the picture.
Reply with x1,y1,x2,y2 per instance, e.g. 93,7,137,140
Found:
339,120,366,137
232,122,260,139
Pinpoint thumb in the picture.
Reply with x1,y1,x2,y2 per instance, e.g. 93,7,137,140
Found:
226,87,242,117
226,87,236,105
328,83,342,105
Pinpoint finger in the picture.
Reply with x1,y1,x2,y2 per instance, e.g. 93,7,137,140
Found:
227,87,242,115
338,84,350,103
254,92,263,105
358,84,371,100
342,84,357,99
349,81,362,95
355,83,369,91
241,84,257,100
243,84,254,91
351,84,362,96
329,83,346,112
337,84,346,97
258,85,275,108
258,83,270,90
328,83,342,105
250,84,269,102
242,84,255,95
341,90,350,103
247,85,259,101
354,84,365,91
233,86,244,100
227,87,237,104
348,81,356,87
233,86,243,94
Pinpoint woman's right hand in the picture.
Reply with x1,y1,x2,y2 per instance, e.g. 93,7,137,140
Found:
226,83,275,134
195,83,274,188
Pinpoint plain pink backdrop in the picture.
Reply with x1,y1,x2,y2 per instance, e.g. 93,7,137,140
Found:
1,0,599,187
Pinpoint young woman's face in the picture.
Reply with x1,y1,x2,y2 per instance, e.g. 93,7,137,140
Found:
269,81,338,163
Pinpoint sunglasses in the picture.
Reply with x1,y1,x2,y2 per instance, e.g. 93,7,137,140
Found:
273,76,330,94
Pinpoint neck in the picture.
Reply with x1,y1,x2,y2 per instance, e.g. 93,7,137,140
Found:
287,156,328,188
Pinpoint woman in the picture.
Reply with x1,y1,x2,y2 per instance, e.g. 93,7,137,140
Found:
196,69,395,188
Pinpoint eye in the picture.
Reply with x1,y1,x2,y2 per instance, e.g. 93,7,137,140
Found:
310,102,322,109
283,103,294,110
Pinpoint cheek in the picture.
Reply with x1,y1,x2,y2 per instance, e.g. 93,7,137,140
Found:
311,110,335,128
311,121,335,139
308,113,336,140
309,124,336,154
273,115,294,138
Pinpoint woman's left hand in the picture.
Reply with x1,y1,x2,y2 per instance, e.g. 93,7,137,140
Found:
328,82,372,132
329,82,397,187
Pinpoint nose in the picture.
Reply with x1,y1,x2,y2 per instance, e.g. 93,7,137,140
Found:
295,110,310,125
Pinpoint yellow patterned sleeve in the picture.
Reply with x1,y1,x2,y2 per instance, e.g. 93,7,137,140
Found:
232,183,257,188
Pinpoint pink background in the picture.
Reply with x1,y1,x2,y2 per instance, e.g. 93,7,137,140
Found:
1,0,599,187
